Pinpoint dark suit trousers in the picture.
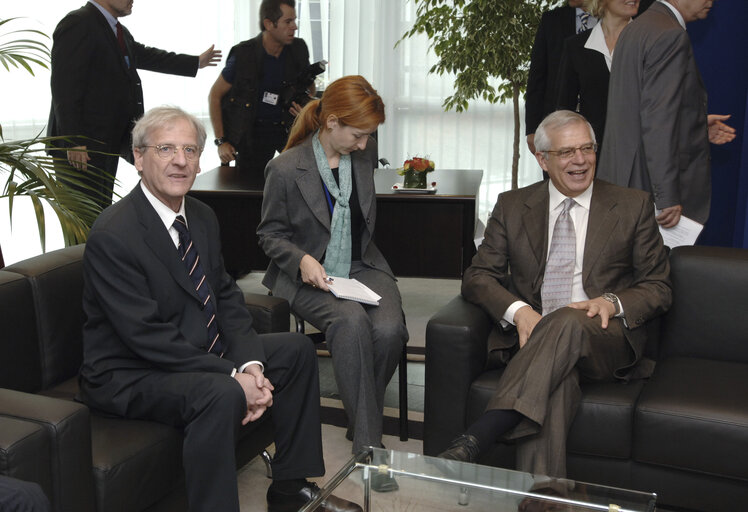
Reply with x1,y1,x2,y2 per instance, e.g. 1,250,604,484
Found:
0,476,50,512
236,122,288,189
122,332,323,512
487,308,633,478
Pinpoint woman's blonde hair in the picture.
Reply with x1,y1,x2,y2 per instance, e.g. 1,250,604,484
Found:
284,75,385,150
584,0,605,20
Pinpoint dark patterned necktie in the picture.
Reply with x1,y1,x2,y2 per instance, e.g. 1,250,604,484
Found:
541,198,577,316
578,12,591,33
172,216,224,356
115,22,127,55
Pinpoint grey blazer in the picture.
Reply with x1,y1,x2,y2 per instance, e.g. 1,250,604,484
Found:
599,1,710,223
257,136,393,305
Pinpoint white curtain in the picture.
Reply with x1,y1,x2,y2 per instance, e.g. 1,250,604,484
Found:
1,0,541,264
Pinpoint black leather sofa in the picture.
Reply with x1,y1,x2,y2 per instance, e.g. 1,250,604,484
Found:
424,245,748,511
0,244,291,512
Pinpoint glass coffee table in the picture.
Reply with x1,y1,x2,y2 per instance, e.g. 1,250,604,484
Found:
301,447,656,512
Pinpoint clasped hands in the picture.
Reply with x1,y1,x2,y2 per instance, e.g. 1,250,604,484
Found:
514,297,617,349
234,364,273,425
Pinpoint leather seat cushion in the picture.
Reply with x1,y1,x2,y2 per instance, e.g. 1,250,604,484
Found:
635,357,748,481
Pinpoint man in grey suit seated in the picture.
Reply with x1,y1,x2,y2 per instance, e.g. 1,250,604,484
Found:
79,106,360,512
438,111,672,478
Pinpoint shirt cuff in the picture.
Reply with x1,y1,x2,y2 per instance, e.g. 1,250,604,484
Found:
503,300,532,326
237,361,264,375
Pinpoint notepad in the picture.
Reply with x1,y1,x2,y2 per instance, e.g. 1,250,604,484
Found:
327,277,381,306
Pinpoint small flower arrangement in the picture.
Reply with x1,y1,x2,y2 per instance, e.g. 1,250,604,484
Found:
397,156,435,189
397,156,435,175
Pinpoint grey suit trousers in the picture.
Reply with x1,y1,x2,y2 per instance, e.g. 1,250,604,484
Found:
291,261,408,453
489,307,633,478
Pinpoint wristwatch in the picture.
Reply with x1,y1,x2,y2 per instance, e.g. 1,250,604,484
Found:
214,137,225,146
601,292,620,315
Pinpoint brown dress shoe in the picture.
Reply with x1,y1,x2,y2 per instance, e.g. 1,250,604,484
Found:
437,434,481,463
267,481,363,512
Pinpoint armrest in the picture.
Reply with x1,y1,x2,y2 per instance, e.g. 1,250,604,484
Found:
0,416,52,497
244,291,290,334
0,389,95,512
423,295,493,455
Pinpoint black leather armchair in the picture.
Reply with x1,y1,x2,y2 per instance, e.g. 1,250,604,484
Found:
0,244,290,511
424,245,748,511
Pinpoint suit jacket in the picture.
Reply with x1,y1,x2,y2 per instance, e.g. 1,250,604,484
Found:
462,179,671,375
47,3,198,161
525,5,577,135
555,29,610,148
79,185,264,415
599,2,710,223
258,136,393,305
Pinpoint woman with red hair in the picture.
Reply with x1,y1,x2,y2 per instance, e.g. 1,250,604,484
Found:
258,76,407,486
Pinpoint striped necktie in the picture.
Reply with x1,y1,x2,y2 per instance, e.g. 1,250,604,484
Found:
172,216,224,356
541,198,577,316
578,12,591,33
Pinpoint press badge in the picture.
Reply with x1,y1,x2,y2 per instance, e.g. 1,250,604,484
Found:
262,91,279,106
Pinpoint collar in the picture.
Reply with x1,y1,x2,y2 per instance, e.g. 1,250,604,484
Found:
140,181,187,231
584,20,632,70
548,179,593,212
88,0,119,32
659,0,687,29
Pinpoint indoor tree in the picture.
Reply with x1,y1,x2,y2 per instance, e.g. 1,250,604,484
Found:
1,17,102,260
400,0,561,189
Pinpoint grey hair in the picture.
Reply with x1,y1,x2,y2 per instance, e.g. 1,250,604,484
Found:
534,110,596,154
131,106,207,151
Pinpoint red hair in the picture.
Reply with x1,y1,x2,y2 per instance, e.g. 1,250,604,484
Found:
284,75,385,150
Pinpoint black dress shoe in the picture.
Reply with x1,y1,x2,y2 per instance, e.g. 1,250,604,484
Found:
267,481,363,512
437,434,481,463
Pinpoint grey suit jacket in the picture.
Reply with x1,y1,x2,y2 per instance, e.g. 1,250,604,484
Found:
257,136,393,305
599,1,710,223
462,179,671,376
80,185,263,415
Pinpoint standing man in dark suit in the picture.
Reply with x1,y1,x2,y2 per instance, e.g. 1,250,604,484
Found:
79,106,360,512
525,0,596,156
209,0,312,188
48,0,222,208
599,0,735,229
437,111,671,478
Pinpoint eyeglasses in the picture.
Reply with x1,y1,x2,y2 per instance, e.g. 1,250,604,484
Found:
142,144,202,161
545,143,597,159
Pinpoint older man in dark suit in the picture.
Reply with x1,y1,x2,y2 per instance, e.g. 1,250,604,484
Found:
438,111,671,478
47,0,221,207
79,106,360,512
599,0,735,229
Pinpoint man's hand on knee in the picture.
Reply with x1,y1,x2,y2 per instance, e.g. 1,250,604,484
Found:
514,306,542,349
567,297,616,329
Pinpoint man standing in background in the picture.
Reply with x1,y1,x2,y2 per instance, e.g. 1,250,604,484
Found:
600,0,735,229
208,0,312,188
47,0,221,208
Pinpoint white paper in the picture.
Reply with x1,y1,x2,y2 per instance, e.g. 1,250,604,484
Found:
327,277,381,306
656,210,703,247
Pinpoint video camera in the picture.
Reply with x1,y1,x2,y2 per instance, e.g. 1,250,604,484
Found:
281,60,327,111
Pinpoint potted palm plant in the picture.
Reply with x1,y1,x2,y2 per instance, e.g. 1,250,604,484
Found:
1,17,102,265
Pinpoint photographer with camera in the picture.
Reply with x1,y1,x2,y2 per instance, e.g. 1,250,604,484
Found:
208,0,315,187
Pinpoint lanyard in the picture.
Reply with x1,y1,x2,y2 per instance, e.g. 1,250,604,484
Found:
323,183,334,213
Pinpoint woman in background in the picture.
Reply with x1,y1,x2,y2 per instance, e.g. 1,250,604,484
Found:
555,0,640,152
257,76,407,490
